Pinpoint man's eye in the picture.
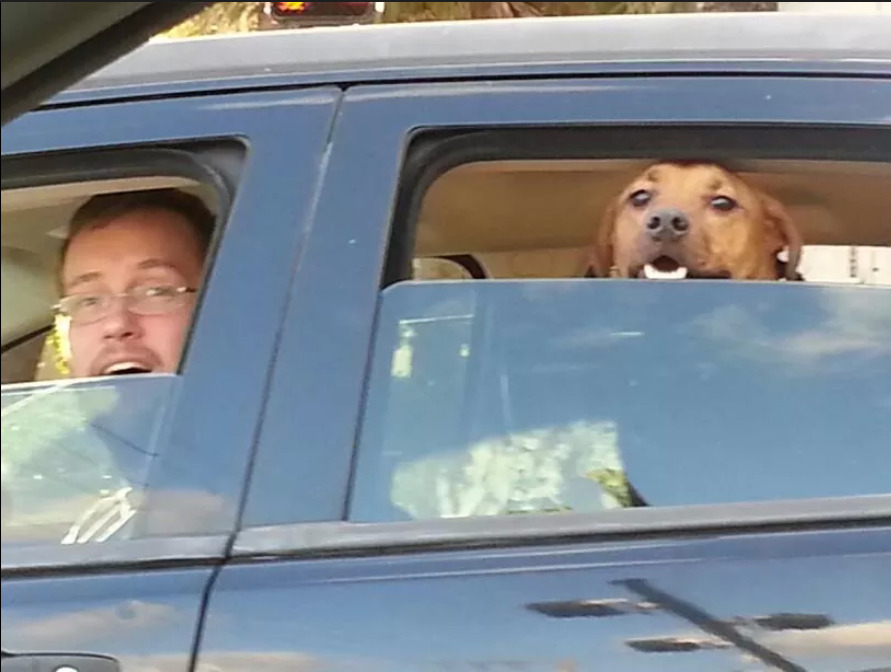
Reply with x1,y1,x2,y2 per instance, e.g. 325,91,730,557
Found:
629,189,652,208
74,295,103,309
142,285,178,299
710,195,738,212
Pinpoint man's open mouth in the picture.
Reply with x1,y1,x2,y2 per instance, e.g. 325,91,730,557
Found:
639,255,688,280
103,362,153,376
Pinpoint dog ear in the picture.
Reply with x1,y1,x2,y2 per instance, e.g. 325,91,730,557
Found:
760,192,803,280
585,197,618,278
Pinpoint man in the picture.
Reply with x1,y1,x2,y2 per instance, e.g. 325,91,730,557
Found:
50,189,215,543
57,188,215,378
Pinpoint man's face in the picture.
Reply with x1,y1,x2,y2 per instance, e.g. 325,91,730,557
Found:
61,208,205,378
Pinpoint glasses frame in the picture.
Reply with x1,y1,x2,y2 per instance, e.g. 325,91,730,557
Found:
55,285,197,326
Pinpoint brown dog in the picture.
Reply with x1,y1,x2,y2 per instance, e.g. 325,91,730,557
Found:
587,161,803,281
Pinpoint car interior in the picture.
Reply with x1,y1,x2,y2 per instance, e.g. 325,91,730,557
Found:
411,157,891,283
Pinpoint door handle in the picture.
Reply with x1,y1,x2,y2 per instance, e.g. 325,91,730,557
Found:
1,654,120,672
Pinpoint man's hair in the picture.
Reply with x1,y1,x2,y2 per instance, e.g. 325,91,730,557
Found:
61,188,216,265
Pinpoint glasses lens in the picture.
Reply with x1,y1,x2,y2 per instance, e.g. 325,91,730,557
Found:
131,285,186,314
61,294,107,324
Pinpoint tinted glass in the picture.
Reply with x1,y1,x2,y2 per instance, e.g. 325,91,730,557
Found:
2,375,177,544
350,280,890,522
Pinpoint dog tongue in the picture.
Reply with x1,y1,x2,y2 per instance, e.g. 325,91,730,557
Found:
643,262,688,280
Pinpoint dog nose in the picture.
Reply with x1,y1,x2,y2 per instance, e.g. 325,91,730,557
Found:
646,208,690,241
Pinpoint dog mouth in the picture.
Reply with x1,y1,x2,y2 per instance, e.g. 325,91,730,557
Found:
632,255,731,280
639,255,688,280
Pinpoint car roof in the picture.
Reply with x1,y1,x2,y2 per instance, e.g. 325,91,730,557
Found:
53,12,891,104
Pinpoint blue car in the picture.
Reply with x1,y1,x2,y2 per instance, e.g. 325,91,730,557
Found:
2,11,889,672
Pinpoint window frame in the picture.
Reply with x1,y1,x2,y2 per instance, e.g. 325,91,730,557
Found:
1,86,342,572
238,73,891,556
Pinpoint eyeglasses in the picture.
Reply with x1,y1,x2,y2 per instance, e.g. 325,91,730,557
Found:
56,284,197,326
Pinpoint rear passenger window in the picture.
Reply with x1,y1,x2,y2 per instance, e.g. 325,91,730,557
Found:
348,129,891,522
1,151,231,545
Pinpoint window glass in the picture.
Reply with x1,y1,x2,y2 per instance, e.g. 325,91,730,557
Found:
2,375,175,543
349,280,890,522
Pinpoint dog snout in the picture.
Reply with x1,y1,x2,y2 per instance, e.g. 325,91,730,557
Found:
645,208,690,242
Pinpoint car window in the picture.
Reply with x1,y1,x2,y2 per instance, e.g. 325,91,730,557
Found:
1,172,221,545
347,141,891,523
349,279,890,521
2,85,340,558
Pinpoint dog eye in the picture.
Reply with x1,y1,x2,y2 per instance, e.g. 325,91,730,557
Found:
710,195,738,212
629,189,652,208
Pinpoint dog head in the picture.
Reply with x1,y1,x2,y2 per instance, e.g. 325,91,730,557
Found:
588,161,802,280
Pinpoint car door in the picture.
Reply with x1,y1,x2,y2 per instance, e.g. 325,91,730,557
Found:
1,85,340,671
198,71,891,672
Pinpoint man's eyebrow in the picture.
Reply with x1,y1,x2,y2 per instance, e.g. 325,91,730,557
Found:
64,260,182,291
64,271,102,292
137,259,180,272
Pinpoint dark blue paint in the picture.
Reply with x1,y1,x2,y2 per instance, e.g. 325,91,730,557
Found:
1,568,214,669
200,527,891,672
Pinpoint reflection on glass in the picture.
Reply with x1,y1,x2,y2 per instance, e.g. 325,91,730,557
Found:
1,374,176,544
350,279,891,522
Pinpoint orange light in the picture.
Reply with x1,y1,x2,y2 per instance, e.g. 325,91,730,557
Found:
274,2,308,11
270,2,375,21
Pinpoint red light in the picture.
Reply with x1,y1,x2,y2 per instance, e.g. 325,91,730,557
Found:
270,2,373,20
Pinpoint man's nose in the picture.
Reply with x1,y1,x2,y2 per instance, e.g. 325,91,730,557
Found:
645,208,691,242
100,298,142,340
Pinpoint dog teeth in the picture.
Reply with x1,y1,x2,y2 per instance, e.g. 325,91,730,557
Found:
643,264,688,280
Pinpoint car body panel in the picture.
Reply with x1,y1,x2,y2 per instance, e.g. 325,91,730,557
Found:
2,568,214,671
201,527,891,672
